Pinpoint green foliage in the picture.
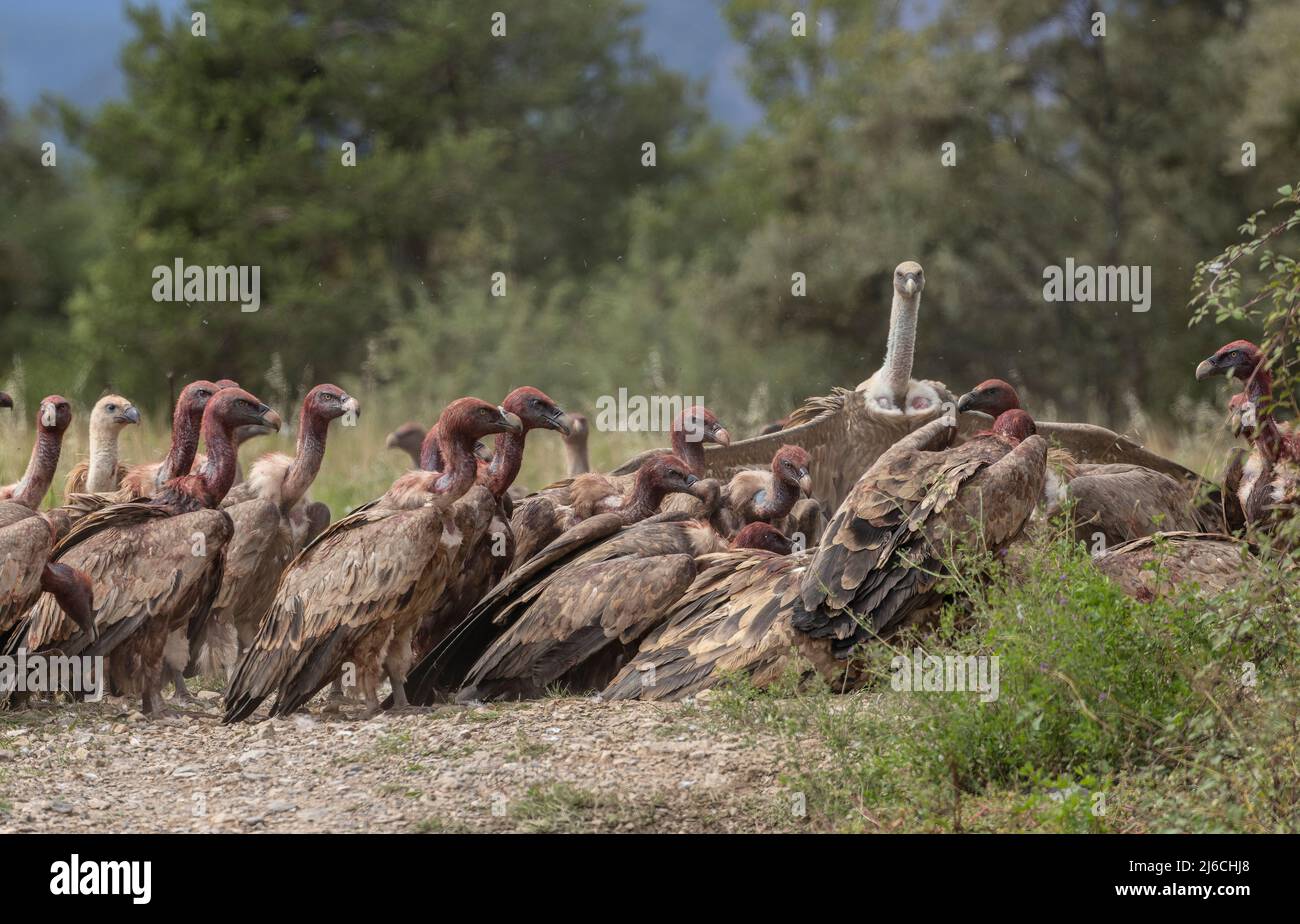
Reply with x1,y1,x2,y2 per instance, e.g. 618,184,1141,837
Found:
1190,181,1300,419
714,528,1300,833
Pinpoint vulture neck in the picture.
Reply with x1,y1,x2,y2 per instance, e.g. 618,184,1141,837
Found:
620,471,669,522
418,426,442,472
160,402,203,483
12,426,63,509
564,431,589,477
880,288,920,406
189,419,241,508
432,429,479,498
1244,365,1273,403
485,430,526,499
670,429,706,476
280,406,329,513
85,423,123,493
754,470,800,521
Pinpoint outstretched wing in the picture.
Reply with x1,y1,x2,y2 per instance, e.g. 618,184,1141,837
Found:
1033,420,1204,483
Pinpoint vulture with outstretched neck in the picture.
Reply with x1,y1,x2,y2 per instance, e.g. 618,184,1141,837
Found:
222,398,523,721
510,406,728,566
412,386,572,659
678,264,1200,513
796,409,1047,658
63,394,141,495
603,525,849,702
10,388,282,715
1196,340,1300,536
956,378,1213,544
402,455,708,705
193,385,360,681
715,444,823,543
0,395,73,507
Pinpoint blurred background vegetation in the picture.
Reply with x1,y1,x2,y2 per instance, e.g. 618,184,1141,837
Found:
2,0,1299,505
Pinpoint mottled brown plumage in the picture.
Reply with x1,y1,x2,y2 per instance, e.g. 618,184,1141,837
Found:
201,385,359,676
511,453,704,566
10,388,281,715
223,398,522,721
1,506,93,646
1092,531,1257,601
603,546,846,701
796,411,1047,657
958,379,1213,544
413,386,571,659
454,514,727,702
404,460,714,706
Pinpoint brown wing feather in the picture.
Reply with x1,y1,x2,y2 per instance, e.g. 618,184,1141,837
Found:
797,424,1046,655
603,550,844,701
223,502,451,721
12,508,233,659
1093,531,1255,600
458,552,698,701
205,499,293,654
1,514,53,635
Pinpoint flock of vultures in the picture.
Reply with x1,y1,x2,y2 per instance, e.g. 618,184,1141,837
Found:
1,262,1296,720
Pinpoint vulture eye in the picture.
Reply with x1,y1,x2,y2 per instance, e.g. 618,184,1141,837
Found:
106,404,117,412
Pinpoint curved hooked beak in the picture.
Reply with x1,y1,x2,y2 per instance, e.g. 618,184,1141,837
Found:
342,394,361,420
685,473,699,487
904,277,917,296
711,426,732,447
385,431,401,449
0,392,12,409
498,408,524,435
545,408,573,436
116,405,141,425
956,392,975,414
258,405,284,433
798,470,813,495
1194,358,1219,381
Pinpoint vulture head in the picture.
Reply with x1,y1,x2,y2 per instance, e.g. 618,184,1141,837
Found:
204,388,283,438
893,260,925,298
956,379,1021,417
676,405,731,448
503,386,571,435
772,444,813,496
565,412,589,442
36,395,73,436
214,378,241,390
1196,340,1264,384
386,421,426,454
90,393,141,438
176,380,224,424
440,397,524,443
992,409,1036,444
635,452,699,502
731,522,794,554
303,383,360,426
0,391,12,410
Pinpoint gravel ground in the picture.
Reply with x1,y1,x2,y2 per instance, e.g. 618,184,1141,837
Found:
0,693,806,833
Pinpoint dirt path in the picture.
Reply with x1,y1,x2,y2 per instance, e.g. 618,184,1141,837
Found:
0,694,805,833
